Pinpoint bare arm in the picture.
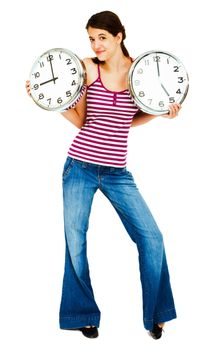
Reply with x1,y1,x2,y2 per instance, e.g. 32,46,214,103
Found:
131,111,157,127
131,103,182,127
60,89,87,129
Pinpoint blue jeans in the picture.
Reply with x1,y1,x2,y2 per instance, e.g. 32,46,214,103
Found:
59,158,176,331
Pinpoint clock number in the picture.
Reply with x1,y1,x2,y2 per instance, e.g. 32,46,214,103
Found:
159,101,164,107
139,91,145,97
144,59,150,65
33,84,39,90
33,72,40,78
176,89,182,94
134,80,140,86
39,61,44,68
39,93,44,100
47,54,54,61
66,58,72,65
47,98,51,105
153,56,160,62
173,66,179,72
57,97,63,104
169,97,175,103
147,99,152,105
71,80,77,86
178,77,184,83
66,90,72,97
71,68,77,74
137,68,143,74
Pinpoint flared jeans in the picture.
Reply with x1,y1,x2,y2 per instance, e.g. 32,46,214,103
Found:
59,157,177,331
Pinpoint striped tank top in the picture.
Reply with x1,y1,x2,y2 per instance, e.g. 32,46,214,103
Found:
68,65,139,167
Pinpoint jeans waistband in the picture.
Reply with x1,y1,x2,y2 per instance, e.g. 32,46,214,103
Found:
70,157,127,173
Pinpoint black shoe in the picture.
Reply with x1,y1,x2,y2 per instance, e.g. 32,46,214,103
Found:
79,326,98,339
149,324,163,340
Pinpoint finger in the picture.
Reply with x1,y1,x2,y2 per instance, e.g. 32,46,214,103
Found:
171,103,179,113
175,103,181,113
168,105,178,118
25,86,31,96
168,105,175,117
175,103,181,111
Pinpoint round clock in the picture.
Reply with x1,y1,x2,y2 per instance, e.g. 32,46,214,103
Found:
128,50,189,115
29,48,86,112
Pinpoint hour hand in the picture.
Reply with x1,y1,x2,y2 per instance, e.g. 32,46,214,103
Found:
40,77,58,86
160,82,170,97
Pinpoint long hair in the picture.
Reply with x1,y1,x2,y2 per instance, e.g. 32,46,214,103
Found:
86,11,130,64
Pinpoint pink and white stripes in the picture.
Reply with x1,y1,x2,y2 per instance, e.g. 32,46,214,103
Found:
68,70,139,167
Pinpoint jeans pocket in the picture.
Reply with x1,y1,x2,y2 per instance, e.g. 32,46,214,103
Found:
62,157,75,180
125,169,134,179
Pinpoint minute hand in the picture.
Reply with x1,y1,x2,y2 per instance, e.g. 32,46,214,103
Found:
156,58,160,77
155,57,170,97
49,56,56,84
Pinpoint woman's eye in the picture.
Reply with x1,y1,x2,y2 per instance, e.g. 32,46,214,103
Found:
99,36,106,40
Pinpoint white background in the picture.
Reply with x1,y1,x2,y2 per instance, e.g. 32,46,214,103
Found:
1,0,224,349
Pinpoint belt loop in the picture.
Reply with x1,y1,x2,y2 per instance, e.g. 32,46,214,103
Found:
81,161,87,168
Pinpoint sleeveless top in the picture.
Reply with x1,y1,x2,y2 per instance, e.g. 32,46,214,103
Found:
68,65,139,167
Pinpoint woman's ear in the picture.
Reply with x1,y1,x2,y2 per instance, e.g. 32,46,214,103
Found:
116,32,123,44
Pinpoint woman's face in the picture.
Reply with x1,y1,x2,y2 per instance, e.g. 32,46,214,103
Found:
87,27,122,61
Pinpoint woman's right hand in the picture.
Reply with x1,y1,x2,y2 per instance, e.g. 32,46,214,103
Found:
25,80,31,96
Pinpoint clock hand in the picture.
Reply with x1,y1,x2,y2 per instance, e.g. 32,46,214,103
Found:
155,56,170,97
160,82,170,97
48,55,56,84
156,57,160,77
40,77,58,86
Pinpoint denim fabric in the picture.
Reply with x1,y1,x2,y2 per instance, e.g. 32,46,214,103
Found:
59,157,177,331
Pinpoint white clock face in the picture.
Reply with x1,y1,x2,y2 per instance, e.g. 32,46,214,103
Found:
128,51,189,115
29,48,85,111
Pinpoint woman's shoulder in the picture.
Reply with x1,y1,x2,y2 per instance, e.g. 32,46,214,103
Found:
82,57,98,85
83,57,97,69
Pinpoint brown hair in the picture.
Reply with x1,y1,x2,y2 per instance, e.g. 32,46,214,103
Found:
86,10,130,64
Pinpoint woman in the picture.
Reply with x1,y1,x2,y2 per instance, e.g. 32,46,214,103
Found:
26,10,181,340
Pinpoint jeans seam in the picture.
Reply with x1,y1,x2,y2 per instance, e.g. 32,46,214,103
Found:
143,307,176,321
60,315,100,319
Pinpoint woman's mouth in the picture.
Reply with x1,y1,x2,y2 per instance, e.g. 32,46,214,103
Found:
95,50,105,55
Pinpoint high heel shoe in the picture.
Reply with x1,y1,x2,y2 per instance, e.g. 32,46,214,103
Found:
149,324,164,340
78,326,98,338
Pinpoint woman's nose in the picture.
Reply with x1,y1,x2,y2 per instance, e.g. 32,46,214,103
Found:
93,40,101,50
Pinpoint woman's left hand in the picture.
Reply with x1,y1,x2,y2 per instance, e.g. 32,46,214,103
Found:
162,103,181,119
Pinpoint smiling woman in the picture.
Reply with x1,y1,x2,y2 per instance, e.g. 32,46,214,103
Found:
25,9,181,341
88,28,122,63
86,10,130,64
57,10,180,340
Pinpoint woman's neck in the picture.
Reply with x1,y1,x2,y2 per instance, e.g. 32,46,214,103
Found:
102,52,132,72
